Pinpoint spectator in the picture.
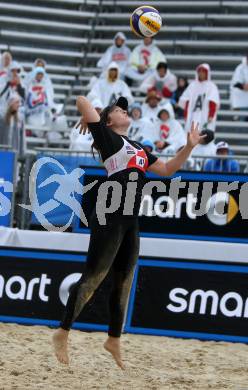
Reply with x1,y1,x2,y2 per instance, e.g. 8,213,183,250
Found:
142,139,155,154
128,102,153,143
230,56,248,110
170,76,188,118
97,32,131,80
70,128,93,153
24,58,55,108
140,62,177,99
0,61,25,119
126,37,165,85
0,97,24,154
142,90,174,123
203,141,240,173
0,51,12,78
179,63,220,132
25,67,53,126
87,61,134,107
70,100,103,152
153,107,186,155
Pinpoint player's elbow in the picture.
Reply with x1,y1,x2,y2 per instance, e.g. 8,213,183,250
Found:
76,96,87,111
150,163,172,177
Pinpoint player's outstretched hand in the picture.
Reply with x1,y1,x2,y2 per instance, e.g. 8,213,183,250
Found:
75,117,89,135
187,122,206,148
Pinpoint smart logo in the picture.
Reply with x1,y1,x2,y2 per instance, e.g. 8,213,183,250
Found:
206,192,239,226
59,273,82,306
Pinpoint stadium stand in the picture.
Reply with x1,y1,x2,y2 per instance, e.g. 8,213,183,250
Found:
1,0,248,154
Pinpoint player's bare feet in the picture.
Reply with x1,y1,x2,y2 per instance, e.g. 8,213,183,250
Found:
52,328,69,364
104,336,125,370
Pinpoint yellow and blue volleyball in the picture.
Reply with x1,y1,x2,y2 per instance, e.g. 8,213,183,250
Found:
130,6,162,38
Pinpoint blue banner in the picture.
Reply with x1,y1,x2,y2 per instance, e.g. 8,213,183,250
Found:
0,151,15,227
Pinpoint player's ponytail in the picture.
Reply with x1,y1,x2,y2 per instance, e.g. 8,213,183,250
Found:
91,140,101,160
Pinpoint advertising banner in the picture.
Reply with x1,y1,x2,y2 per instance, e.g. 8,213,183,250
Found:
74,168,248,243
0,248,110,331
1,248,248,343
125,259,248,342
0,151,16,227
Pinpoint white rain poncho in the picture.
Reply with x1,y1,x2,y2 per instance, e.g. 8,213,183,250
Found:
25,67,54,126
97,32,131,79
69,99,103,152
87,61,134,107
179,63,220,132
230,57,248,109
140,68,177,95
152,106,186,154
70,128,93,153
0,52,12,79
142,99,174,123
24,59,55,105
126,40,165,82
0,61,25,118
127,103,153,142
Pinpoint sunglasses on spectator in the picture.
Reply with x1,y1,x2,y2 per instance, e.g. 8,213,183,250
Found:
11,69,21,73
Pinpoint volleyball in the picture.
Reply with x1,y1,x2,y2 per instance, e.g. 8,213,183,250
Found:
130,6,162,38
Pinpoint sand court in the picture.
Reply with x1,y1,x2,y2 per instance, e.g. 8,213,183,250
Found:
0,323,247,390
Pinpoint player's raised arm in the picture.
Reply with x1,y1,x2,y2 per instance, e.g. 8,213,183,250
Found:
76,96,100,134
148,122,205,177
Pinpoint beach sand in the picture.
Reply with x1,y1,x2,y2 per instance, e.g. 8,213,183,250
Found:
0,323,247,390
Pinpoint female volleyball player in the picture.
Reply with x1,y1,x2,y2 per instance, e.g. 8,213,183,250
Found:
53,95,204,369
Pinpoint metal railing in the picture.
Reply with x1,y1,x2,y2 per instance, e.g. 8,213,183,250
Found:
33,147,248,172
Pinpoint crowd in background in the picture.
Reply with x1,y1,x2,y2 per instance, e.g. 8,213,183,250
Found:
2,31,248,172
71,33,246,172
0,52,67,154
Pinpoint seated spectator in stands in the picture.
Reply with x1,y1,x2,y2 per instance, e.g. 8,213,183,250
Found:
70,127,93,153
87,61,134,107
128,102,153,143
170,77,188,119
140,62,177,100
153,107,186,155
24,58,55,107
97,32,131,80
70,100,103,153
0,97,24,154
203,141,240,173
126,37,165,86
25,67,53,126
142,139,155,154
0,51,12,78
142,90,174,123
0,61,25,119
179,63,220,132
230,56,248,111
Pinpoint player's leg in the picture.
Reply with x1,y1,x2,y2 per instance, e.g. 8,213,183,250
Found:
104,219,140,369
53,214,126,364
